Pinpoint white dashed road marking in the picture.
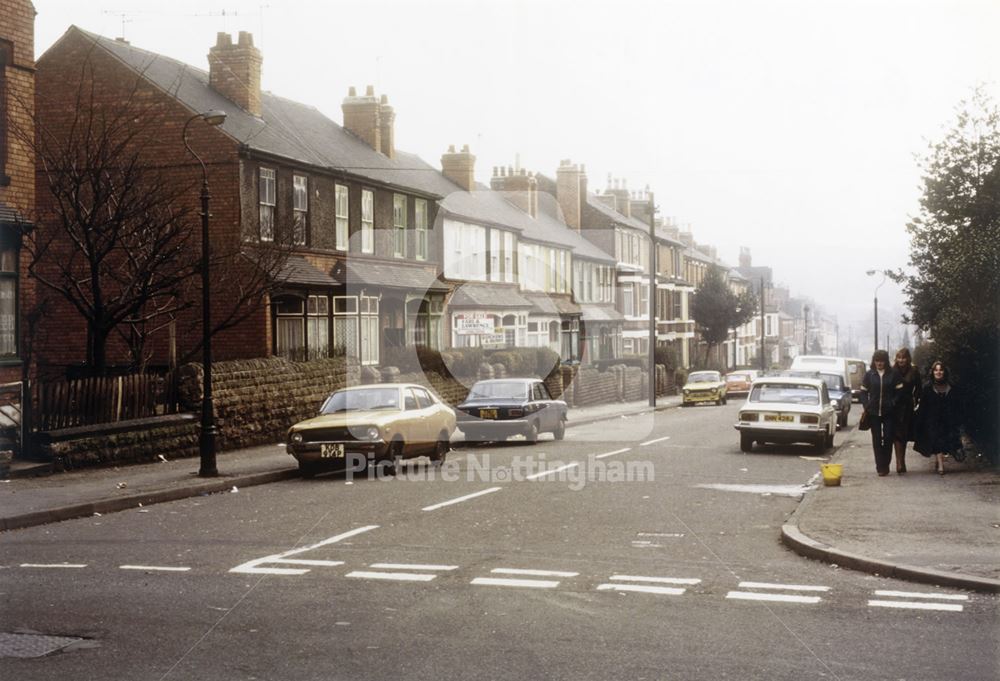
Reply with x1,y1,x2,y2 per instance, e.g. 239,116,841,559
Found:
738,581,830,592
421,487,502,511
20,563,87,569
471,577,561,589
610,575,701,585
346,571,437,582
867,589,968,612
639,436,671,447
597,584,686,596
119,565,191,572
230,525,378,575
369,563,459,571
594,448,631,459
491,568,579,578
272,559,345,567
526,462,579,480
726,592,822,604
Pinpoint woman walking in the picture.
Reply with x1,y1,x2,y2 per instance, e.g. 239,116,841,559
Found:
860,349,902,476
914,361,963,475
891,348,921,473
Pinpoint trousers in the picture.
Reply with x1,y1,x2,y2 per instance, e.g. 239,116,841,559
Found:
869,413,895,473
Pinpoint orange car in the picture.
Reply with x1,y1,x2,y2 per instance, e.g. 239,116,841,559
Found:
725,372,754,396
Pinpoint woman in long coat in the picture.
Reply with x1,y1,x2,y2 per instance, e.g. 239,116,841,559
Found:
891,348,921,473
914,361,963,475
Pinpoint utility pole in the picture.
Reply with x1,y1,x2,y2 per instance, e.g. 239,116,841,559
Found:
647,192,657,407
759,277,766,373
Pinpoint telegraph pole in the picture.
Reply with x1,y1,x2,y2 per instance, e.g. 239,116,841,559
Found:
647,192,657,407
759,277,766,373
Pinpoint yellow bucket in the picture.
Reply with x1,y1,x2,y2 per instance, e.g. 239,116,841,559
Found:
820,463,843,486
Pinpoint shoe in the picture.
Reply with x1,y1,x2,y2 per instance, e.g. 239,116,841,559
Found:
897,464,907,474
877,470,889,477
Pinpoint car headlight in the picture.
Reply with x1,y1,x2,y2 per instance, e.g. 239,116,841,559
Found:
683,389,690,395
366,426,380,441
290,432,303,444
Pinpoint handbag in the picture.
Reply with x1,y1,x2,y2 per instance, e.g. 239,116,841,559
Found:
859,410,871,431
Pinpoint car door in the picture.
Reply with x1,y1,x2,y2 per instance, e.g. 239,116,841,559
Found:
401,387,429,452
532,381,555,430
414,387,442,449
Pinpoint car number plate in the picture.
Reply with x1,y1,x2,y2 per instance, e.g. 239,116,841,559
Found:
479,409,497,419
320,443,345,458
764,414,794,423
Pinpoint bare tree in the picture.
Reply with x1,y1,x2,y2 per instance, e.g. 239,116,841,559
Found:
12,52,292,375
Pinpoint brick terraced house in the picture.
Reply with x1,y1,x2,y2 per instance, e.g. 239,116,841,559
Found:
0,0,36,383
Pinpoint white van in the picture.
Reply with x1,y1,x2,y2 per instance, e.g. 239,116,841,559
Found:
789,356,852,395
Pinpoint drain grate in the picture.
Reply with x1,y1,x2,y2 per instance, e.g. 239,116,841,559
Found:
0,632,84,658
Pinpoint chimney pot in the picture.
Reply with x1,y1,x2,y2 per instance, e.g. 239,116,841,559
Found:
208,31,263,117
348,86,357,96
441,145,476,191
366,85,375,96
380,94,388,104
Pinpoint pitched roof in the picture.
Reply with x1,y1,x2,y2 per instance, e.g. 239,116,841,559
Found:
69,27,444,196
448,283,532,309
275,255,338,287
343,260,449,292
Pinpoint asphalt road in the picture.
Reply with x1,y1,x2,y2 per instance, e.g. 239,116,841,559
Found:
1,402,996,680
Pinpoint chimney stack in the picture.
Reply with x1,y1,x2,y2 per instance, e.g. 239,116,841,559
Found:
378,94,395,159
739,246,752,268
629,186,653,225
208,31,262,117
491,165,538,217
342,85,382,151
606,176,631,218
556,160,586,230
441,144,476,191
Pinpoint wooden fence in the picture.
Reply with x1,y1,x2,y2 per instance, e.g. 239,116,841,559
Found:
33,372,180,432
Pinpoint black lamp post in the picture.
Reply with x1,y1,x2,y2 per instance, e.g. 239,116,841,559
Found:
183,110,227,477
802,305,810,354
866,269,887,353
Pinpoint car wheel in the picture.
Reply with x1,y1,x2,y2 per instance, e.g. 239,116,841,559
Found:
825,429,835,449
523,421,539,445
722,395,728,405
553,419,566,441
740,433,753,452
377,440,402,476
430,432,449,465
814,431,829,453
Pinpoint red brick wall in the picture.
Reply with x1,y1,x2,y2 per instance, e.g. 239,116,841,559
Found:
32,28,270,375
0,0,36,384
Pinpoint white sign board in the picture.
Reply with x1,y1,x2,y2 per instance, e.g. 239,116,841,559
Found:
456,314,495,335
480,333,506,349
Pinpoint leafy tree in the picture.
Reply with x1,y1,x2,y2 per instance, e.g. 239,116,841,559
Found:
690,265,758,367
903,85,1000,459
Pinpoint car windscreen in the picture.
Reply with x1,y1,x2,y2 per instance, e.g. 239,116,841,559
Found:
688,372,720,383
749,384,820,405
320,388,400,413
469,381,529,399
726,374,749,382
819,373,844,391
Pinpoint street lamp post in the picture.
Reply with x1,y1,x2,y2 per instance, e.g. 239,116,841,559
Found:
183,110,227,478
647,192,657,407
866,269,887,352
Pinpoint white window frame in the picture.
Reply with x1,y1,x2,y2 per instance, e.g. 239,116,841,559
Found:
415,198,428,261
292,174,308,246
259,167,276,241
393,194,407,258
335,184,349,251
361,189,375,254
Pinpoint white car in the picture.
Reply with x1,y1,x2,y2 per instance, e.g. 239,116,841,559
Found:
733,376,837,453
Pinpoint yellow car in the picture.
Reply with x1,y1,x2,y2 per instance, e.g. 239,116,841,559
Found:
681,370,728,406
286,383,456,476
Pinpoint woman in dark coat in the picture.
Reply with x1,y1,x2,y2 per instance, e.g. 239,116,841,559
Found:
891,348,921,474
914,361,963,475
860,349,903,476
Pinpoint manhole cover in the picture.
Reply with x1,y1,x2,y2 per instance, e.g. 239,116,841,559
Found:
0,632,84,658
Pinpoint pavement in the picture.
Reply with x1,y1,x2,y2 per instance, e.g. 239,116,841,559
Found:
3,396,998,593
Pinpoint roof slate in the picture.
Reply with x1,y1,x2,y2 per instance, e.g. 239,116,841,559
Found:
344,260,449,292
449,283,532,309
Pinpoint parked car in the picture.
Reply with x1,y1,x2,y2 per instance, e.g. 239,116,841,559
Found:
779,370,851,428
682,370,727,406
457,378,567,443
724,371,754,396
846,358,867,402
286,383,456,476
733,376,837,452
